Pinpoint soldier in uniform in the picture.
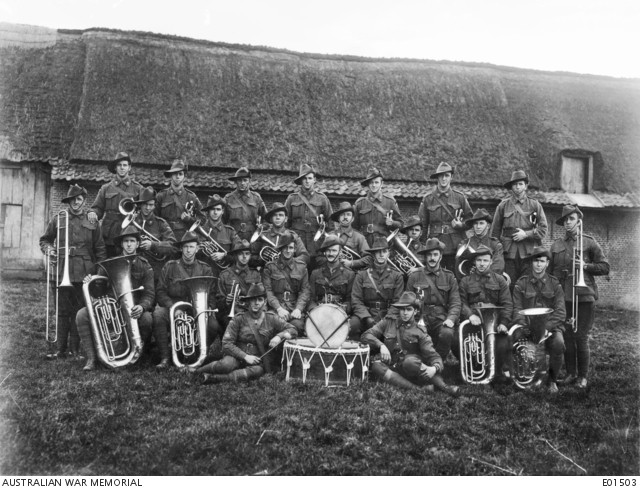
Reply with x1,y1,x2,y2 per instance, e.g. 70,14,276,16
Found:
223,166,268,242
155,159,204,241
351,237,404,339
285,163,333,268
217,239,262,324
399,215,423,257
88,152,143,257
153,231,220,369
361,292,459,396
457,208,506,276
76,226,155,371
457,245,513,382
251,201,309,269
353,168,403,248
40,184,107,359
406,238,461,363
550,205,609,389
131,186,177,281
491,170,548,287
195,194,238,277
326,201,370,271
418,162,472,272
197,283,297,384
512,246,566,393
308,235,360,334
262,232,311,335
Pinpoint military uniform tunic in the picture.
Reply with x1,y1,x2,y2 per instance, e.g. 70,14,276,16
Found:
155,186,204,239
490,195,548,260
353,192,403,247
262,256,310,313
308,263,356,313
512,273,566,332
198,218,238,275
459,270,513,327
351,264,404,322
418,187,472,256
250,225,309,267
224,189,268,242
156,258,216,309
459,234,506,275
90,177,143,249
285,189,333,257
217,265,262,317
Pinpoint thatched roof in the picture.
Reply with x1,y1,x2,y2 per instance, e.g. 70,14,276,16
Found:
2,23,640,194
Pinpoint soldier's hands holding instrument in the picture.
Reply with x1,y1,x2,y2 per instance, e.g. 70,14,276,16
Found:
87,211,98,224
385,211,393,227
469,314,482,326
451,209,464,228
130,304,144,319
290,308,302,320
139,238,152,250
512,228,528,242
379,344,391,363
497,324,508,334
277,307,290,321
244,354,261,366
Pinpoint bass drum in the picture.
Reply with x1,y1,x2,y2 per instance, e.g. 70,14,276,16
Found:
282,338,370,387
305,304,349,348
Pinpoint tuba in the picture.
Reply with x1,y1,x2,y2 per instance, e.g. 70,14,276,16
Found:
249,225,280,263
45,209,73,343
119,198,169,261
458,304,503,384
188,220,234,269
82,256,144,368
386,229,424,274
169,275,217,369
508,307,553,389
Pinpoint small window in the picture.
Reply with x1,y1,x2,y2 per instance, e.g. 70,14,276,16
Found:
560,154,592,193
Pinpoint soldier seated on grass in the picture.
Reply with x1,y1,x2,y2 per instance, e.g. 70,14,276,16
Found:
361,291,460,397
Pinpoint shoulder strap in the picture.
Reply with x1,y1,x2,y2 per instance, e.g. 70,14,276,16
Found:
247,312,266,356
395,322,407,353
367,197,389,216
366,269,385,300
297,193,318,218
432,194,456,221
230,193,252,215
421,272,446,306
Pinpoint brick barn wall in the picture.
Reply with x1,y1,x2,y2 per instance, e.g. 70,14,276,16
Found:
52,180,640,310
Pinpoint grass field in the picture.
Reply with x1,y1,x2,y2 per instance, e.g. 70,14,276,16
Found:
0,279,638,476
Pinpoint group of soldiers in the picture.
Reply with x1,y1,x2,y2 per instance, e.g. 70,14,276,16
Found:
40,152,610,394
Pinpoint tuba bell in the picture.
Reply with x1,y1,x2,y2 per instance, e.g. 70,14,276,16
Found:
386,229,424,274
82,256,144,368
169,275,217,368
458,304,503,384
508,307,553,389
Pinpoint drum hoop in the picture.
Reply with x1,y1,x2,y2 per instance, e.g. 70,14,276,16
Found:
283,339,369,355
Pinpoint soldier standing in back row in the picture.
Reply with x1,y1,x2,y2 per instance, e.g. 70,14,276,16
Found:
353,168,403,248
491,170,548,287
224,167,268,243
285,164,333,269
88,152,142,257
418,162,472,272
155,159,205,242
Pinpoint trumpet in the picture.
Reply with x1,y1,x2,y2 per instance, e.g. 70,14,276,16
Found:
119,198,169,261
188,220,233,269
228,282,241,318
458,304,503,384
185,200,196,218
386,229,424,274
508,307,553,389
169,276,216,368
45,210,73,343
83,256,144,368
249,226,280,263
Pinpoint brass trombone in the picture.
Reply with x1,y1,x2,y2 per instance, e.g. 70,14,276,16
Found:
119,198,169,261
45,209,73,343
569,219,592,333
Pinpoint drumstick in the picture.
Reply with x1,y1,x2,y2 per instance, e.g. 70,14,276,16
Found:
259,338,285,360
318,317,350,349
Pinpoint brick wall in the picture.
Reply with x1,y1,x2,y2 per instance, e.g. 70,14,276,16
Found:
52,180,640,310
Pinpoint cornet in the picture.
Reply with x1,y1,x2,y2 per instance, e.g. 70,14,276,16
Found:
386,229,424,274
249,226,280,263
228,282,241,318
45,210,73,343
313,214,326,242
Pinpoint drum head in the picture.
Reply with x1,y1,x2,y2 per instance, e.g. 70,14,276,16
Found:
305,304,349,348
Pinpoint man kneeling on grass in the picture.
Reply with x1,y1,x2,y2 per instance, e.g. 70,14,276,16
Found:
195,283,297,384
361,292,460,397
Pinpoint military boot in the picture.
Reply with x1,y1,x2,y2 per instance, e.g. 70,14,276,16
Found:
431,374,460,397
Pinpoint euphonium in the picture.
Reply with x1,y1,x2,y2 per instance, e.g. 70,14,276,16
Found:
169,276,216,368
249,226,280,263
82,256,144,368
119,198,168,261
458,304,503,384
188,220,233,269
386,229,424,274
508,307,553,389
45,209,73,343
